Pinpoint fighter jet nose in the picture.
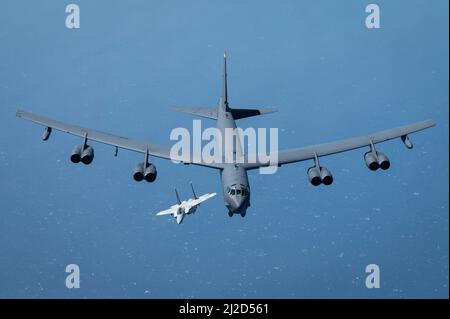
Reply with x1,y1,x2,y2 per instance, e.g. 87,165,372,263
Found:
176,214,184,224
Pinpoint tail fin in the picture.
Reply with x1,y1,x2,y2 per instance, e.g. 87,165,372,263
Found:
222,51,228,110
172,52,277,120
190,182,198,199
222,52,278,119
175,189,181,205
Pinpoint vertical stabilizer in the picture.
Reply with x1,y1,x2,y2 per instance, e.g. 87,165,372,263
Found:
190,182,198,199
222,51,229,110
175,189,181,205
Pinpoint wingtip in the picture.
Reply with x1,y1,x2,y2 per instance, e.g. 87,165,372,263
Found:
421,119,437,128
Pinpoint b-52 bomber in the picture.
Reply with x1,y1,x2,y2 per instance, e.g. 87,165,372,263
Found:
16,52,435,218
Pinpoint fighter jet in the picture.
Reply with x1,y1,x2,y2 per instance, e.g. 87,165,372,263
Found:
16,52,435,218
156,184,216,224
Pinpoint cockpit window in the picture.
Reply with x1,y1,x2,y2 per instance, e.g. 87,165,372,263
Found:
229,185,249,196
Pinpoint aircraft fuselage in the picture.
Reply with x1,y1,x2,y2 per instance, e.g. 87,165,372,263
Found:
216,98,250,217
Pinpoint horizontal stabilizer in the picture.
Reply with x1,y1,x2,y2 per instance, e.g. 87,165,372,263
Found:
229,107,278,120
171,107,217,120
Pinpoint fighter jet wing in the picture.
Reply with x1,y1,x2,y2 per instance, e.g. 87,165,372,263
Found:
156,207,177,216
184,193,217,212
241,120,436,169
16,110,224,169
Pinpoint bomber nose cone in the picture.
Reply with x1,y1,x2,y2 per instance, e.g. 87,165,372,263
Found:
228,196,245,212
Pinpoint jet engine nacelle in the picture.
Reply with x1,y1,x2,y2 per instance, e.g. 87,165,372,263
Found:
376,152,390,170
307,167,322,186
133,163,157,182
364,151,379,171
320,167,333,185
364,151,390,171
144,163,157,183
81,146,94,165
70,145,82,163
70,144,94,164
308,166,333,186
133,163,145,181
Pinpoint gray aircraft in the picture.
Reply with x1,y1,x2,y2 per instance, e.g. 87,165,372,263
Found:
16,52,435,218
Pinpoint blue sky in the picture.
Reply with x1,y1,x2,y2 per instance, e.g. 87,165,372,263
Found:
0,0,448,298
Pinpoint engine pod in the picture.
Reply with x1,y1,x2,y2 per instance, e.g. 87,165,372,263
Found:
364,151,379,171
133,163,145,182
308,167,322,186
144,164,157,183
320,167,333,185
81,146,94,165
70,144,82,163
377,152,390,170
